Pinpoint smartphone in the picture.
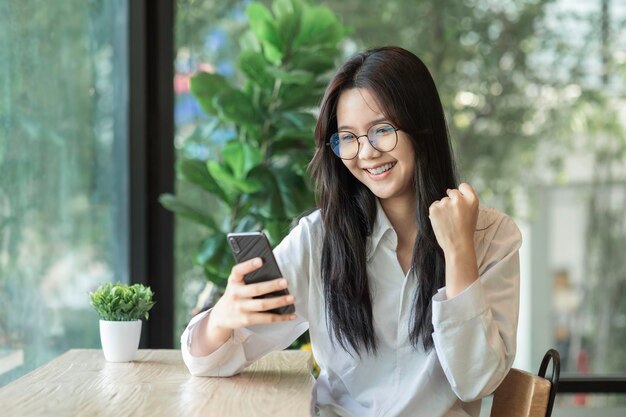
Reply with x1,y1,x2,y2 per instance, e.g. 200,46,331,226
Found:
227,232,295,315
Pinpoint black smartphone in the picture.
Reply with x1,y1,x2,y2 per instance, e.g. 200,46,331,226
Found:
227,232,295,315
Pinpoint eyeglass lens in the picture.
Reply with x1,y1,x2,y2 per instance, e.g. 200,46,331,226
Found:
330,123,397,159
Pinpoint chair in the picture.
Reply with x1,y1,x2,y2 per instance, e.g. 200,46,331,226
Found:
490,349,560,417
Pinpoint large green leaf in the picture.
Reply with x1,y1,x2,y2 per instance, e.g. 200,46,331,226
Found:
278,111,317,128
275,127,313,141
239,50,274,89
276,12,301,54
273,166,314,217
239,29,262,53
222,140,264,179
271,0,302,20
263,219,291,247
295,6,346,48
270,136,313,156
269,111,316,155
289,45,339,72
233,215,262,232
266,68,313,85
208,161,263,194
213,89,262,127
159,194,219,231
196,233,226,265
246,3,283,64
196,233,233,287
178,159,229,203
279,83,327,110
190,72,233,116
248,165,287,220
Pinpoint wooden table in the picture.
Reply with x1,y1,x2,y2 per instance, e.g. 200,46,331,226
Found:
0,349,315,417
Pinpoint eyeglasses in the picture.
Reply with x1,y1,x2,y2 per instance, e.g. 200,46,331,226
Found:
327,123,399,160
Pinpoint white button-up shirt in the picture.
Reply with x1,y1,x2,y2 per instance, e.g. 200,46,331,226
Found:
181,200,521,417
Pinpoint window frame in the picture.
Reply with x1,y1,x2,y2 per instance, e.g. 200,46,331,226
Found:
129,0,175,349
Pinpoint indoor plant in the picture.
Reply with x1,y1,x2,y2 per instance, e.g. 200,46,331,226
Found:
160,0,349,289
89,282,155,362
160,0,349,353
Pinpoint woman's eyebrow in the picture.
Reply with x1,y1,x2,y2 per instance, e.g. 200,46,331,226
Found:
338,117,389,131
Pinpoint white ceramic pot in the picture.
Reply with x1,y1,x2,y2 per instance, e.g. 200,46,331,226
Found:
99,320,142,362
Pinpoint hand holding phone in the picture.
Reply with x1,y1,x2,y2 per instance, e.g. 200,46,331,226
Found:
227,232,295,315
196,255,297,355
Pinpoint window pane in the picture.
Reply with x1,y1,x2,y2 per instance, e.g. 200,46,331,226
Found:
521,183,626,378
0,0,128,386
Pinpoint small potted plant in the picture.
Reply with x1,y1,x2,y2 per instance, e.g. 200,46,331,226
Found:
89,282,155,362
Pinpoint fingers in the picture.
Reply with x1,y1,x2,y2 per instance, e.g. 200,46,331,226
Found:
238,294,295,313
229,257,263,284
218,259,298,331
446,188,462,200
241,312,298,326
458,183,478,202
443,183,478,203
431,183,478,214
237,277,289,298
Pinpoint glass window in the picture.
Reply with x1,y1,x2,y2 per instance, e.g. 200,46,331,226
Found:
0,0,128,386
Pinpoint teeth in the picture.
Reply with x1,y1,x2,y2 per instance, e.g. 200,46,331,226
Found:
366,162,396,175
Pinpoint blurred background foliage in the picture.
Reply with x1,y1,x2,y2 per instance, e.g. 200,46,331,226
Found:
173,0,626,377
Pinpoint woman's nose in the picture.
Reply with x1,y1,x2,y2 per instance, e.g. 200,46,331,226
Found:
357,136,382,159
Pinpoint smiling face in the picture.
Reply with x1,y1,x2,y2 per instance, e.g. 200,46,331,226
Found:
336,88,416,206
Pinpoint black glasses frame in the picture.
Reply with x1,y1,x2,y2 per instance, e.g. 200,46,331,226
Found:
326,123,400,160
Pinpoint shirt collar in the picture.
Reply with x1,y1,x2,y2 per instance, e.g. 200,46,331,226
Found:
367,199,396,260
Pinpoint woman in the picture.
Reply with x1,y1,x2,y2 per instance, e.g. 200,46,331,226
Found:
181,46,521,417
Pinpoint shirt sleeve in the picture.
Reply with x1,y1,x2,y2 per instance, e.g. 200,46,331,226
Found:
180,215,316,377
431,213,522,402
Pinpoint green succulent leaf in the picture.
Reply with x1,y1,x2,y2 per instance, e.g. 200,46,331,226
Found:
89,283,155,321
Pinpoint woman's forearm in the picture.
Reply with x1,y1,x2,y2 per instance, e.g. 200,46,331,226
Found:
444,242,479,299
189,311,233,357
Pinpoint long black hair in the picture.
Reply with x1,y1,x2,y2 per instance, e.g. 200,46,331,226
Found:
309,46,458,355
